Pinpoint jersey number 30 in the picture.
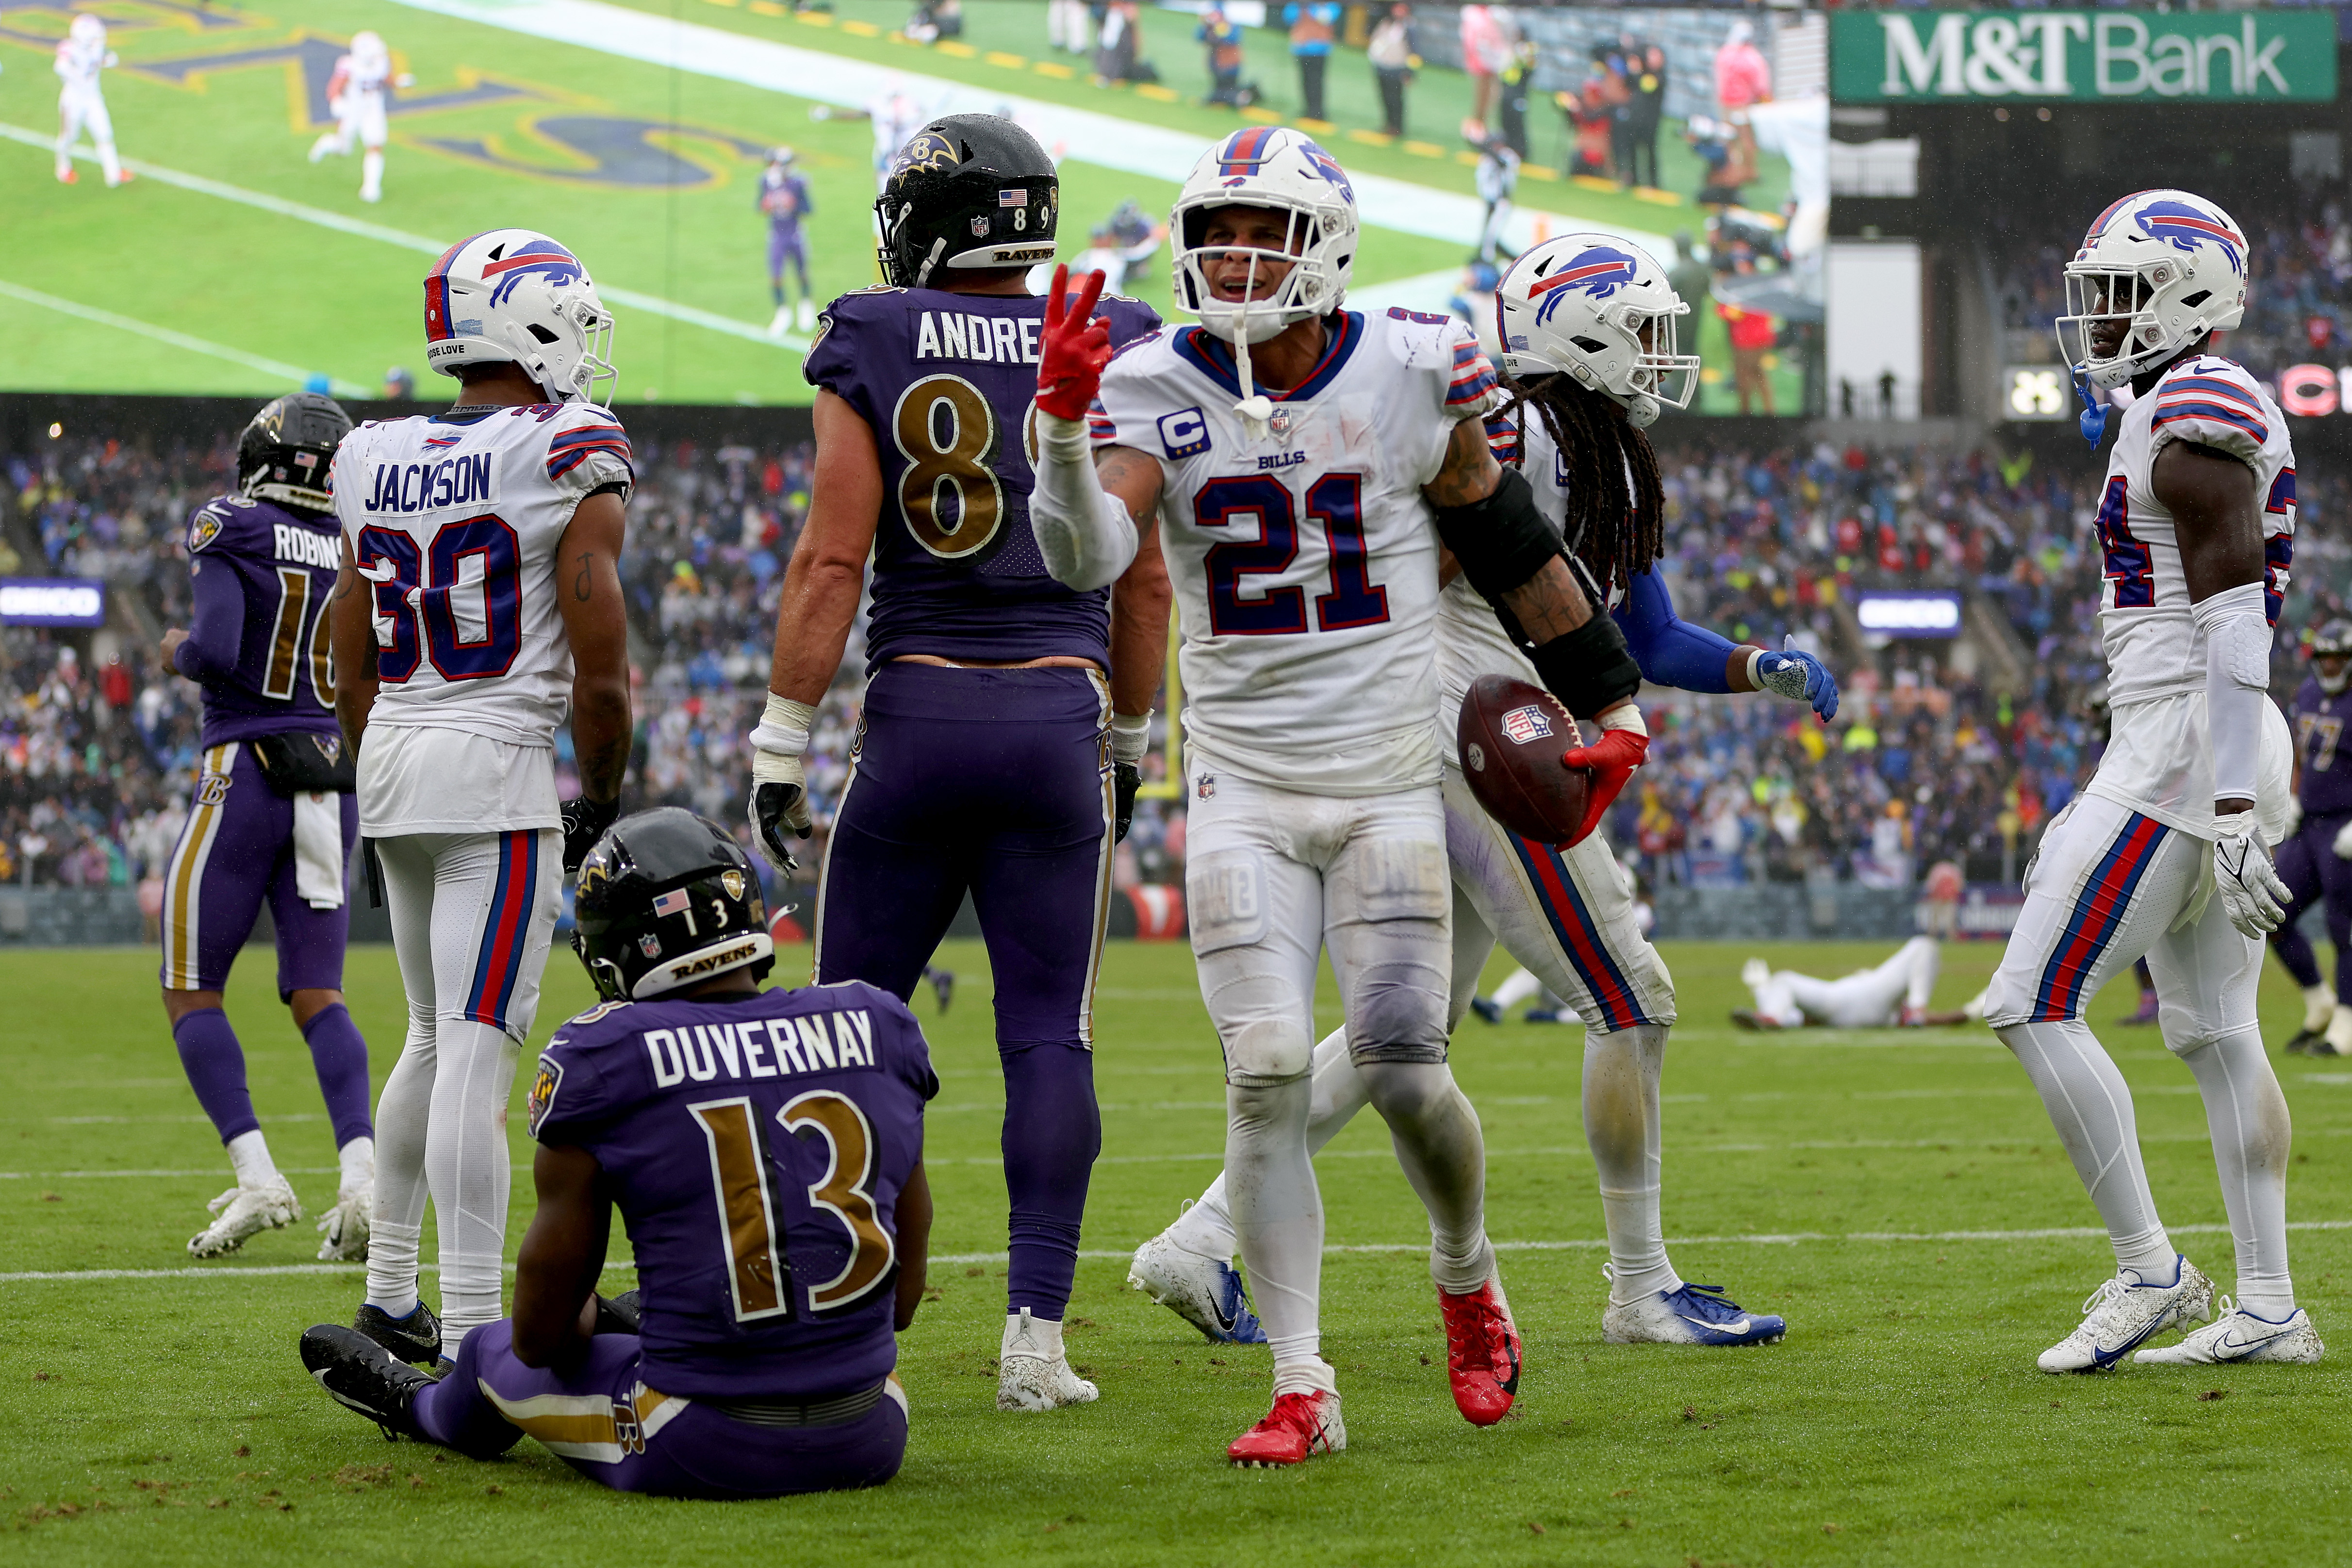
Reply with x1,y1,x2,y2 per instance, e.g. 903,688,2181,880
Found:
688,1089,895,1321
1197,474,1389,636
355,517,524,681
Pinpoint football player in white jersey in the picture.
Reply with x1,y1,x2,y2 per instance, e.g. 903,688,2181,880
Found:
1028,131,1656,1465
1983,189,2320,1372
327,229,635,1368
53,14,127,189
308,31,410,204
1129,235,1836,1355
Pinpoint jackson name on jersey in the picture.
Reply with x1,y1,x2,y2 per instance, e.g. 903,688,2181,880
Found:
1087,307,1500,796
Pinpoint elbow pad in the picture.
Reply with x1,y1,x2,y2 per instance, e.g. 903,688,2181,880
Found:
1027,407,1138,592
2194,580,2270,806
1528,613,1644,721
1429,467,1560,606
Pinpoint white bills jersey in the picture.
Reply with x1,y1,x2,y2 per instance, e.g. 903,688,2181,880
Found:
54,33,108,96
331,402,633,750
330,51,392,108
2084,354,2296,837
1090,308,1500,795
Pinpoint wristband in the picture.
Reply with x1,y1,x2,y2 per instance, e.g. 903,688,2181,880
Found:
749,692,818,757
1596,704,1648,738
1111,711,1151,765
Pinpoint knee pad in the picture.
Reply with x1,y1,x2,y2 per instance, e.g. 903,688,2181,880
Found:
1224,1019,1312,1086
1346,964,1451,1065
1356,1060,1460,1127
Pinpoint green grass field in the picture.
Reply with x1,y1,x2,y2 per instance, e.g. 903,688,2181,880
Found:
0,0,1801,411
6,937,2350,1565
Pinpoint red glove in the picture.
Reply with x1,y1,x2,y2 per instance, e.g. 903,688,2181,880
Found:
1560,725,1648,847
1036,264,1115,421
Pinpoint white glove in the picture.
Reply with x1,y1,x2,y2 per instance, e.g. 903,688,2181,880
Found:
747,693,818,874
2333,817,2352,862
2214,810,2292,938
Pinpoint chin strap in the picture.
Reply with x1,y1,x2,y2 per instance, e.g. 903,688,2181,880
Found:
1232,330,1273,441
2071,365,2111,448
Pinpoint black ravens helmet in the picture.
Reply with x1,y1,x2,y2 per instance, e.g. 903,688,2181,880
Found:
2315,618,2352,693
237,392,352,514
875,113,1059,289
571,808,773,1002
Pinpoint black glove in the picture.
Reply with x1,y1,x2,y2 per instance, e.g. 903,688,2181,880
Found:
593,1290,642,1336
750,781,813,875
1113,762,1141,844
560,795,620,875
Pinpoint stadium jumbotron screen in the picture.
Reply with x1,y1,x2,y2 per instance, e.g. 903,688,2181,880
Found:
0,0,1823,412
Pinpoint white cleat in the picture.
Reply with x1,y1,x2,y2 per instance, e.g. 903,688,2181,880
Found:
997,1307,1099,1411
768,304,793,337
1601,1277,1786,1347
1962,987,1989,1023
2135,1298,2324,1365
2037,1256,2213,1372
188,1176,302,1259
795,297,817,333
315,1182,373,1262
1127,1233,1266,1344
1740,957,1770,991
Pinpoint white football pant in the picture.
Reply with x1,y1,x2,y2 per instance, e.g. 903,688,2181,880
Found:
1185,771,1489,1398
366,829,560,1340
1984,792,2295,1313
55,87,120,185
1748,936,1941,1029
309,99,388,199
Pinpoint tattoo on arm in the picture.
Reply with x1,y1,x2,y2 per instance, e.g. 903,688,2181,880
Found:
573,552,594,603
1500,556,1595,641
1095,446,1163,523
1422,418,1502,508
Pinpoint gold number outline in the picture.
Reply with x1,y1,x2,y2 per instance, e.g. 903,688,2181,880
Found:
262,566,312,701
307,577,335,708
686,1096,792,1323
777,1088,896,1313
889,372,1004,560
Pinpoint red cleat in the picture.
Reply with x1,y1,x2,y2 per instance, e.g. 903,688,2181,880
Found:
1438,1275,1522,1425
1225,1390,1345,1467
56,167,78,185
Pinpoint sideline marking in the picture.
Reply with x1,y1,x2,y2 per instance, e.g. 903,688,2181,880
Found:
0,278,372,399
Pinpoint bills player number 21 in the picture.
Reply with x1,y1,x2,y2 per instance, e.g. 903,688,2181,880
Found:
1198,472,1387,636
355,516,524,680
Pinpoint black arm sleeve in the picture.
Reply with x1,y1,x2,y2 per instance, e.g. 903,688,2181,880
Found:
1529,615,1643,720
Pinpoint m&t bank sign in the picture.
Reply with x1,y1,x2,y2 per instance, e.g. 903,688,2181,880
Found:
1831,11,2337,103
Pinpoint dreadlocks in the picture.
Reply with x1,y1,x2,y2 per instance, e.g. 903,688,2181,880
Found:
1498,371,1666,598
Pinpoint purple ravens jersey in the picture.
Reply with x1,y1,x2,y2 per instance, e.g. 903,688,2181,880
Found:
2293,677,2352,816
526,980,936,1400
180,496,342,747
802,285,1161,670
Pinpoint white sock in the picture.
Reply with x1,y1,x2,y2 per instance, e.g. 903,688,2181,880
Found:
1585,1023,1681,1304
227,1129,278,1188
2303,984,2332,1033
365,1222,421,1320
1175,1027,1367,1260
1491,967,1542,1010
361,149,383,199
1002,1308,1065,1360
1997,1019,2174,1278
1358,1061,1493,1293
425,1019,521,1339
1226,1077,1324,1380
2328,1004,2352,1055
2181,1029,2295,1317
98,140,120,185
338,1135,375,1193
365,1017,435,1315
1272,1355,1338,1400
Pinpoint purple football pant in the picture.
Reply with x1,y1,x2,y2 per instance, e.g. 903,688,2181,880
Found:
768,226,809,292
815,662,1111,1319
413,1321,906,1498
2269,810,2352,1001
159,740,356,996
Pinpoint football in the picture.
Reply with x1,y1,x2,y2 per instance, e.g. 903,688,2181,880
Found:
1456,675,1592,845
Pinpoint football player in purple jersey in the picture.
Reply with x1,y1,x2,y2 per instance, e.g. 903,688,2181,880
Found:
746,114,1167,1412
2270,618,2352,1055
159,394,376,1263
299,810,932,1498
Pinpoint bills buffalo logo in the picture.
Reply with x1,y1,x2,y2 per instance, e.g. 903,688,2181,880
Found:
187,508,225,553
892,130,960,182
2134,200,2245,275
1500,704,1554,745
525,1056,562,1138
1299,142,1354,202
1530,246,1641,325
482,239,586,308
721,869,745,902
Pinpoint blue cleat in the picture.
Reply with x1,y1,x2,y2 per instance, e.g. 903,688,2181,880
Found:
1129,1233,1268,1344
1603,1280,1787,1346
1468,996,1504,1025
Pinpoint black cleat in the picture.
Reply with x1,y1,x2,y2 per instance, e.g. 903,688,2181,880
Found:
354,1299,443,1365
927,965,954,1013
300,1324,431,1440
2285,1028,2324,1056
594,1289,643,1336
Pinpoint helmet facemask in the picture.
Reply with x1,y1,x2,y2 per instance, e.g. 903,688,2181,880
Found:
2056,265,2171,392
1175,201,1343,347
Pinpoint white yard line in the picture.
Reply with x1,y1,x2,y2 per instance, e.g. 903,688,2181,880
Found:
0,278,374,400
12,1220,2352,1284
377,0,1673,261
1,122,810,353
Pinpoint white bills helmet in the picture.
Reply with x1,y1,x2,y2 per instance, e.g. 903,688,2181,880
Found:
69,13,104,46
1171,127,1358,345
423,229,617,405
1494,234,1698,428
351,30,389,72
2057,189,2248,392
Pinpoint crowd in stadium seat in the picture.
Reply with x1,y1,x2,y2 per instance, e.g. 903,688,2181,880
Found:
5,420,2340,895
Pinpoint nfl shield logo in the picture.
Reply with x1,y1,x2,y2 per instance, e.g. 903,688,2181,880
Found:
1268,408,1293,440
971,215,990,237
638,933,663,958
1500,704,1553,746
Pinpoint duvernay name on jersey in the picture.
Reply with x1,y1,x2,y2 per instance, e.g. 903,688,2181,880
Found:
912,309,1045,365
269,523,342,570
361,451,499,514
642,1007,883,1088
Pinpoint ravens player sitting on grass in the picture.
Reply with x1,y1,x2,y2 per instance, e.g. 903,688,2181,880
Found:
298,809,936,1499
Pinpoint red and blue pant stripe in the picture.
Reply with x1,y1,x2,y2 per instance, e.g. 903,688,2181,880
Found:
1508,834,1648,1032
2031,812,2168,1021
465,830,541,1030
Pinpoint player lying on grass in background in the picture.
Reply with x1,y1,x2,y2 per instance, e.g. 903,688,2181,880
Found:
300,810,933,1498
1127,233,1834,1367
1732,863,1971,1030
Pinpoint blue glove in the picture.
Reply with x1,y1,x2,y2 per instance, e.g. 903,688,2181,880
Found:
1754,636,1839,721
